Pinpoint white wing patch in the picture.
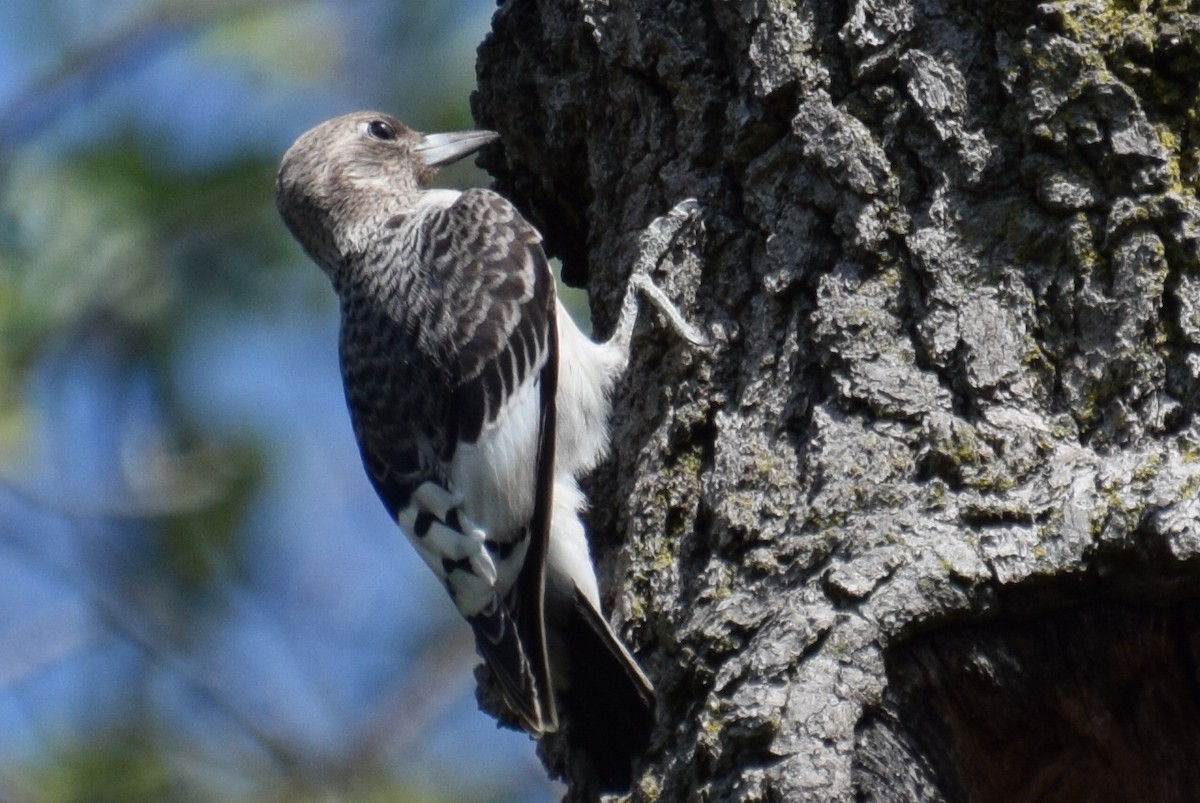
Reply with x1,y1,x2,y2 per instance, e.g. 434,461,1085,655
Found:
394,373,544,618
451,374,542,544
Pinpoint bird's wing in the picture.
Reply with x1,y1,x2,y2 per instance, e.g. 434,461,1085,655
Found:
344,188,559,734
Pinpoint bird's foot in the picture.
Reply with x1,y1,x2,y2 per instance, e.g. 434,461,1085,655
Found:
612,198,710,355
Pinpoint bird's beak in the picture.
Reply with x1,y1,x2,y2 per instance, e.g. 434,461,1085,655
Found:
415,130,500,168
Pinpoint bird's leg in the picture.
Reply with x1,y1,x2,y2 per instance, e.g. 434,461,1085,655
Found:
609,198,710,363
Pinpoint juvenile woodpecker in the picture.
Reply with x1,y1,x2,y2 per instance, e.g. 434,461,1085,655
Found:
275,111,705,789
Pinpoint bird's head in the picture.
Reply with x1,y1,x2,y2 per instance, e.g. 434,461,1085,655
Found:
275,110,498,272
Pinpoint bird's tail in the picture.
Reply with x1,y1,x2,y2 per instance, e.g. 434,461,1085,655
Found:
554,584,657,792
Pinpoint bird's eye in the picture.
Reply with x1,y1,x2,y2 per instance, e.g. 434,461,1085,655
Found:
367,120,397,141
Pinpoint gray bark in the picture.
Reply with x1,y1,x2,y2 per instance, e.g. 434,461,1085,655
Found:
473,0,1200,800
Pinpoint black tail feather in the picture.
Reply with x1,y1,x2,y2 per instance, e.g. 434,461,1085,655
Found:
556,585,656,792
468,597,556,734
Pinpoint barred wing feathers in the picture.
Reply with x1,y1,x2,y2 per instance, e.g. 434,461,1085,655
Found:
340,188,559,733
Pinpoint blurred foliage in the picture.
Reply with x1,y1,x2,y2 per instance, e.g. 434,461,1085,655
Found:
0,0,557,801
9,726,465,803
0,142,297,460
0,137,289,594
199,5,345,79
159,438,264,589
14,729,172,803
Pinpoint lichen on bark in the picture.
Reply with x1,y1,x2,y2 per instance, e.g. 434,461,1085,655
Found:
474,0,1200,799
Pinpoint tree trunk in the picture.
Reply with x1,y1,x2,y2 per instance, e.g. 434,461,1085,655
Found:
473,0,1200,800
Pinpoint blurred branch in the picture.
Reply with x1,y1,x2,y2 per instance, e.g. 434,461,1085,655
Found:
0,501,306,776
0,466,226,521
0,595,102,690
0,476,490,792
348,624,476,769
0,0,286,150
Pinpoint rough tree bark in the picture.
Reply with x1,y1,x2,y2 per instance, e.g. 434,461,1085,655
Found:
473,0,1200,800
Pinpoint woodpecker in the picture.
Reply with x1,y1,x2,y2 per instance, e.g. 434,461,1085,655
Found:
275,111,706,789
